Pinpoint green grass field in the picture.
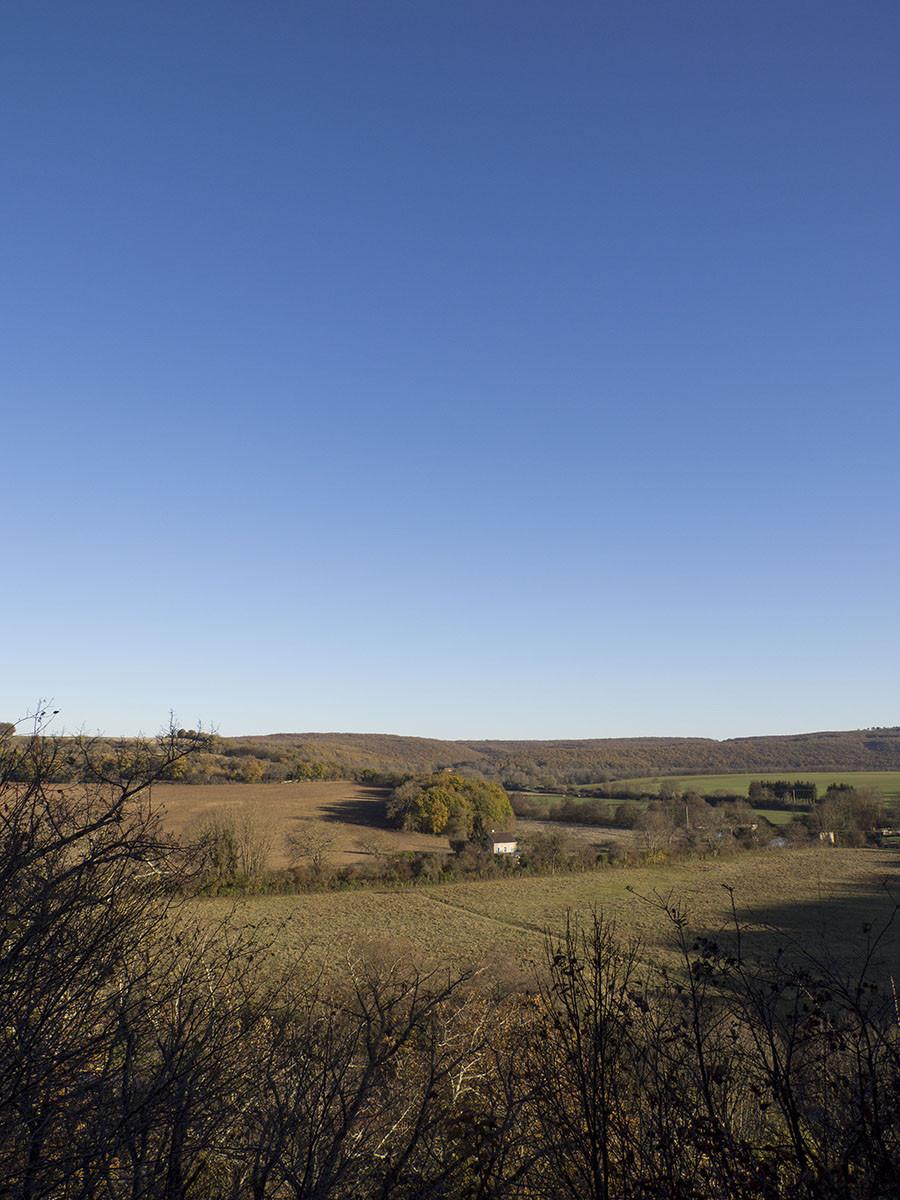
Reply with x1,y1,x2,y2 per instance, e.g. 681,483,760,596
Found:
751,808,795,826
605,771,900,801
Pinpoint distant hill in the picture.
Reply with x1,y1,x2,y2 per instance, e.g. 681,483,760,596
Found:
225,727,900,788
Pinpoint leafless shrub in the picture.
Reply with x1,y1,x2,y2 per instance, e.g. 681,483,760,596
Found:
284,820,336,875
188,804,274,884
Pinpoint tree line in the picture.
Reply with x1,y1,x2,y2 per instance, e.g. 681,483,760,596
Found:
7,723,900,790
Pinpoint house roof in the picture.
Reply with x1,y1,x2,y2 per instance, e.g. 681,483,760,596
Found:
488,832,518,843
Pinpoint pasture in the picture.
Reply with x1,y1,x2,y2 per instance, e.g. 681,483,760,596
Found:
152,781,636,866
605,770,900,800
752,808,795,826
157,781,899,984
191,846,900,981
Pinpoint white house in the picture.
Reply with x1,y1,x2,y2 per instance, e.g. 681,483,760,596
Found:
488,832,518,855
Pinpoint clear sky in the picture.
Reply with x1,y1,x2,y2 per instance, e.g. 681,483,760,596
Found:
2,2,898,739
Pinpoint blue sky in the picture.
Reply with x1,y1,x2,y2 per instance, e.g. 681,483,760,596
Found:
2,2,898,739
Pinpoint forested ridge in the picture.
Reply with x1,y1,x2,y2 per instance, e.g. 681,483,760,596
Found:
9,723,900,787
231,726,900,787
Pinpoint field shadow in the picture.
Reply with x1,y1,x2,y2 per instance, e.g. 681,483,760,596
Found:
317,788,391,832
640,850,900,977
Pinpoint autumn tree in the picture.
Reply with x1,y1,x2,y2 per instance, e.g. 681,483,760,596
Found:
387,771,514,839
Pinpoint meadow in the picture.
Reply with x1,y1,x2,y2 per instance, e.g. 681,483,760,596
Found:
751,808,795,825
155,780,899,982
191,846,899,981
606,770,900,800
153,779,637,867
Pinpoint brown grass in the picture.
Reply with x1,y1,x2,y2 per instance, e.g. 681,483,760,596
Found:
151,780,450,866
516,818,640,851
189,846,900,983
152,781,635,868
154,785,899,985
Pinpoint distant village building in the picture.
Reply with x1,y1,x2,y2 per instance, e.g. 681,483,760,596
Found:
450,830,520,856
488,832,518,855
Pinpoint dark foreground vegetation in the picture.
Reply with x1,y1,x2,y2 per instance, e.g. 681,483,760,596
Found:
2,719,899,1199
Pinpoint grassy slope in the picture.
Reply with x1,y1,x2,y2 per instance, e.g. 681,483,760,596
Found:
192,847,900,980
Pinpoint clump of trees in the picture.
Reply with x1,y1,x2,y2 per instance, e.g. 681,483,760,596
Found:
386,771,514,838
0,724,344,786
749,778,819,808
814,785,885,840
188,804,276,890
753,785,886,846
517,830,602,873
637,793,770,851
513,788,769,860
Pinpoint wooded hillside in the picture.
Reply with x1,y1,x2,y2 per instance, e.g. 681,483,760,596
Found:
18,725,900,788
227,726,900,787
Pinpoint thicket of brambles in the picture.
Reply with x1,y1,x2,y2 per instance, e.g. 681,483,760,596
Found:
3,718,899,1199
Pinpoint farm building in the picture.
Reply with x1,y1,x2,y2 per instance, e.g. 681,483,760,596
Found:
449,830,520,856
487,832,519,855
